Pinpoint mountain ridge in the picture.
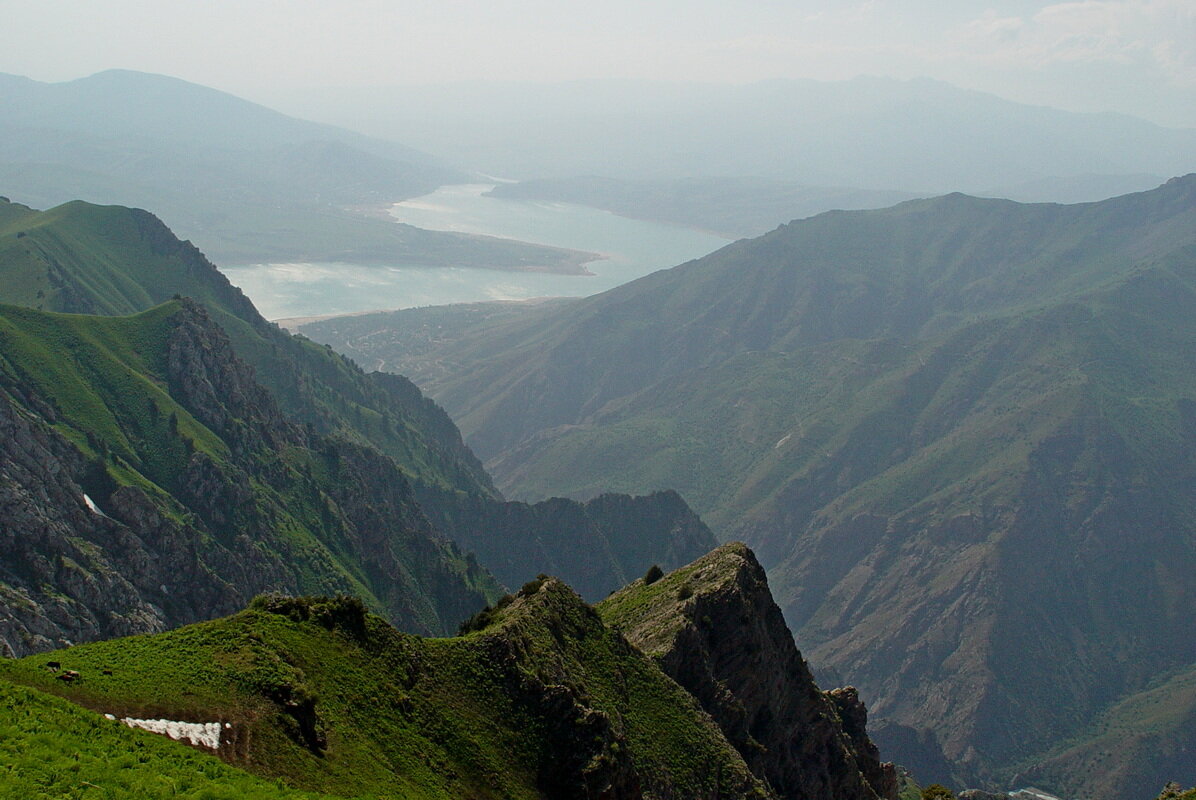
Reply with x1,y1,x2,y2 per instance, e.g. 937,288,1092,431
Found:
0,298,500,654
279,77,1196,191
0,195,720,660
300,177,1196,796
0,70,591,270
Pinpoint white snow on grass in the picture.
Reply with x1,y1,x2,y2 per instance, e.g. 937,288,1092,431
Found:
120,717,224,749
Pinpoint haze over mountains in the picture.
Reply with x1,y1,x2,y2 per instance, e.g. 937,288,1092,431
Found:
301,177,1196,798
274,77,1196,197
1,57,1195,799
0,70,586,271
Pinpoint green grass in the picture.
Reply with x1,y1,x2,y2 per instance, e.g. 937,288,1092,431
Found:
0,592,768,800
0,196,496,496
0,300,499,640
0,678,332,799
0,301,226,480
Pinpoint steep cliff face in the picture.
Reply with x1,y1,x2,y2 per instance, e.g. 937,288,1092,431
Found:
416,485,718,599
0,384,235,655
599,543,896,800
0,300,497,655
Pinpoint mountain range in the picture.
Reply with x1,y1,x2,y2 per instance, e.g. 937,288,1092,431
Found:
273,77,1196,195
300,176,1196,798
0,70,586,271
0,195,720,657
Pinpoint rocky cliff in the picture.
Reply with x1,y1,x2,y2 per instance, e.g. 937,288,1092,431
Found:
0,196,495,496
0,300,497,655
0,197,724,628
599,543,896,800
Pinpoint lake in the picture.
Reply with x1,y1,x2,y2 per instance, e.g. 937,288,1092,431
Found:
220,184,730,320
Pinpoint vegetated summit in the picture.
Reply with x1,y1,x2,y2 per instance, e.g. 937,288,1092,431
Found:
0,195,720,656
0,544,897,800
300,176,1196,798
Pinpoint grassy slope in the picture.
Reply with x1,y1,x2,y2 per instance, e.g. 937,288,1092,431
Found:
0,679,330,799
0,301,498,639
0,593,769,800
0,197,493,496
296,178,1196,792
1012,663,1196,800
0,301,226,482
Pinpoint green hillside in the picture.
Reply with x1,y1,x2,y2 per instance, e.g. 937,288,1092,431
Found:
1009,662,1196,799
298,177,1196,796
0,196,722,660
0,591,771,799
0,678,328,799
0,196,493,496
0,300,498,655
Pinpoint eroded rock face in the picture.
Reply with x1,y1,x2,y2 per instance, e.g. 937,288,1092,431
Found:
599,542,896,800
0,389,245,655
0,301,493,655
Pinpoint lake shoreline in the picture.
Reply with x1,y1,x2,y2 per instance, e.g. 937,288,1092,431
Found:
219,184,729,320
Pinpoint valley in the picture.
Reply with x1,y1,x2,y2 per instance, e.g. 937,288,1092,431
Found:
228,182,729,320
300,177,1196,797
1,22,1194,796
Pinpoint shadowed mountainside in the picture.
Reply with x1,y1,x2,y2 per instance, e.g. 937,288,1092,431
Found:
599,543,896,800
300,177,1196,796
0,299,499,653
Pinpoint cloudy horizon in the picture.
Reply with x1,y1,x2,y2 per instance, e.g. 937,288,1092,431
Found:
2,0,1193,129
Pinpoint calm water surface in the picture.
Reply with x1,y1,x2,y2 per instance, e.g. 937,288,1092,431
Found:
220,184,730,320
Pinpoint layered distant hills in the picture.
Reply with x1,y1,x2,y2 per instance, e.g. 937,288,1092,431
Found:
301,177,1196,797
0,70,587,270
279,77,1196,194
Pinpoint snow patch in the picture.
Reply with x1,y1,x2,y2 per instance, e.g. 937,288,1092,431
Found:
121,717,222,749
82,494,106,516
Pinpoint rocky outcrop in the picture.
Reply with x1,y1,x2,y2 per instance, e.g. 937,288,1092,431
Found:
598,543,896,800
0,387,246,655
0,301,496,655
482,577,772,800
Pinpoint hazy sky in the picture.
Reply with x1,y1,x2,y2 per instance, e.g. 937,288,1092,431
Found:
3,0,1194,127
